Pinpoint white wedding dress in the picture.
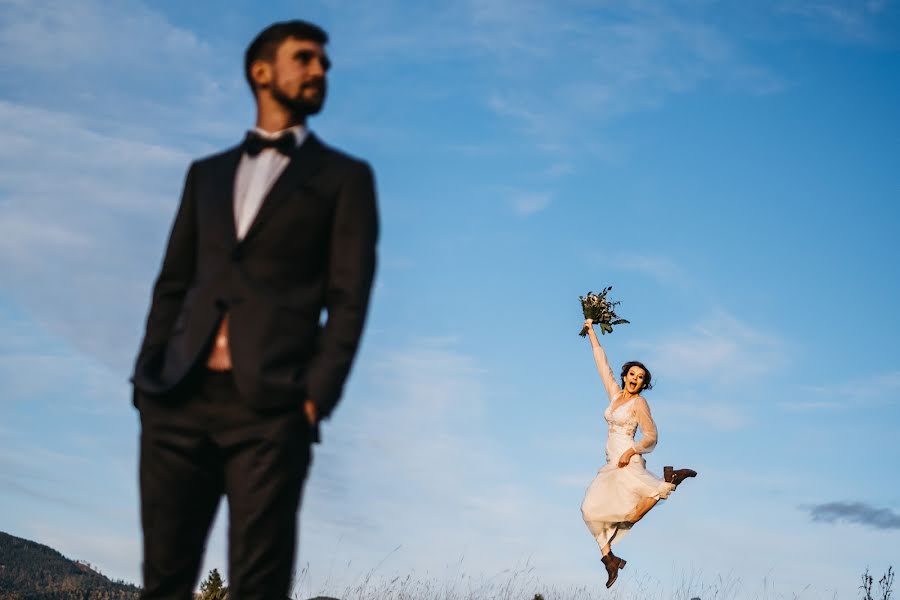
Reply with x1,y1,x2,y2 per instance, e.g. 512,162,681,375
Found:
581,344,675,552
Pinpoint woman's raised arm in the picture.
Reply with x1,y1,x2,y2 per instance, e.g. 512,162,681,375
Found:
585,319,621,401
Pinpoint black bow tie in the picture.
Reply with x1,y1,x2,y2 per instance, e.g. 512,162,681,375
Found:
243,131,296,157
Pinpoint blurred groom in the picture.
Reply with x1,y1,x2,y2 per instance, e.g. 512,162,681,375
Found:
131,20,378,599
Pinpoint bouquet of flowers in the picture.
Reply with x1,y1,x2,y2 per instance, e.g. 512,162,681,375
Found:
579,286,629,337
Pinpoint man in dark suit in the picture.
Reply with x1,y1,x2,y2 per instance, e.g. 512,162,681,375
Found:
131,20,378,600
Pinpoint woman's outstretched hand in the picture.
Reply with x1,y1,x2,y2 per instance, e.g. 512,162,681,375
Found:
617,448,636,468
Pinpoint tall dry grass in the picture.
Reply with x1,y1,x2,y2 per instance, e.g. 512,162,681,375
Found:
286,561,896,600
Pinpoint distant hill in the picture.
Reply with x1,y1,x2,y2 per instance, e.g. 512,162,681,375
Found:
0,531,140,599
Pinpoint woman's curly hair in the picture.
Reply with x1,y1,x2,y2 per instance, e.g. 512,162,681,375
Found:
620,361,653,391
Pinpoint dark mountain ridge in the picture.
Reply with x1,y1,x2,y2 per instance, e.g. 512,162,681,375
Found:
0,531,139,599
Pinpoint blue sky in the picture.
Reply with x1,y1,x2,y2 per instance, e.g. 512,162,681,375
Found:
1,0,899,597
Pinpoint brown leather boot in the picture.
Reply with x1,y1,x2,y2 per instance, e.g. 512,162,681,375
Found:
601,552,627,588
664,466,698,487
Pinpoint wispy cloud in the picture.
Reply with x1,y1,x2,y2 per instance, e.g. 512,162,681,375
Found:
776,0,895,43
0,437,111,514
0,0,235,371
297,337,581,587
0,0,236,142
543,162,575,178
665,401,752,431
322,1,785,158
796,371,900,407
303,338,494,545
807,501,900,530
611,253,692,289
0,99,188,369
778,400,843,411
511,192,553,216
472,3,784,151
632,311,789,383
0,0,206,72
0,477,92,512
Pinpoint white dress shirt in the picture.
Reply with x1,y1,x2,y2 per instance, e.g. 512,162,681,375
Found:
233,124,307,240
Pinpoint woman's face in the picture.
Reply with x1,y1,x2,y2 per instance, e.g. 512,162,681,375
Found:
624,366,647,394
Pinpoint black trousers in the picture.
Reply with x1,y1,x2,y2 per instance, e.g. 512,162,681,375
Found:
138,370,313,600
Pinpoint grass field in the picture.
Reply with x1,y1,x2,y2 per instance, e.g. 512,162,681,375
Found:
279,564,895,600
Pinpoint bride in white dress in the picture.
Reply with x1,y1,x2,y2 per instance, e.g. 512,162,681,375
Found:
580,319,696,588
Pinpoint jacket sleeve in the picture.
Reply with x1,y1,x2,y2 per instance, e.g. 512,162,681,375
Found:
133,162,199,376
305,161,379,418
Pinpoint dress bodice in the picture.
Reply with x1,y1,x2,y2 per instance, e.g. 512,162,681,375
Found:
591,343,659,454
604,396,638,438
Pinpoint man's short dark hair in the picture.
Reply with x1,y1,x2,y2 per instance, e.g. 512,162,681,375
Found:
245,20,329,91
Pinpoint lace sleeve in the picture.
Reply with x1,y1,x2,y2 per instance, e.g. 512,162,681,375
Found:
592,344,622,402
632,396,658,454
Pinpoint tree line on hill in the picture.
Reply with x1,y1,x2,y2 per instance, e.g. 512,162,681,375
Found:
0,531,140,600
0,531,234,600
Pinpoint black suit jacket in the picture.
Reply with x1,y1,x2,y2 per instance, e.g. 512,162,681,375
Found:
132,133,378,420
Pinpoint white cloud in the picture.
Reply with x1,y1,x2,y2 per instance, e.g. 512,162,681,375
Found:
0,98,194,370
795,371,900,407
483,184,557,217
486,93,551,138
0,0,240,374
543,162,575,178
511,192,553,216
0,0,244,146
315,1,785,158
0,216,94,256
776,0,893,42
472,3,784,150
778,400,843,411
0,0,205,71
631,311,788,383
0,99,191,211
613,254,691,288
665,401,752,431
295,337,602,592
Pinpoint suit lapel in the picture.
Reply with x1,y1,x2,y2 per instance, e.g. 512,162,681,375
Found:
210,146,243,244
242,133,326,243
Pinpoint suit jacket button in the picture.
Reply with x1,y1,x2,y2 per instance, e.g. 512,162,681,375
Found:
215,298,228,310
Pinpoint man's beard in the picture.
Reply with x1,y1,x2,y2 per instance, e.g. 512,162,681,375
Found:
271,81,326,118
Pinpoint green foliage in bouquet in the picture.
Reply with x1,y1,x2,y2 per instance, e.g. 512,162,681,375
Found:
579,286,629,337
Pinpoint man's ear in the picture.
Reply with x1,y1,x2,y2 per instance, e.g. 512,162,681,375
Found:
250,60,272,89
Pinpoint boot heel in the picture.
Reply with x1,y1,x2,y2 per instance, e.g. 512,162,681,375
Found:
618,558,627,569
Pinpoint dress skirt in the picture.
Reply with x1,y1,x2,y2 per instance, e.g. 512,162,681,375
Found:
581,430,675,549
